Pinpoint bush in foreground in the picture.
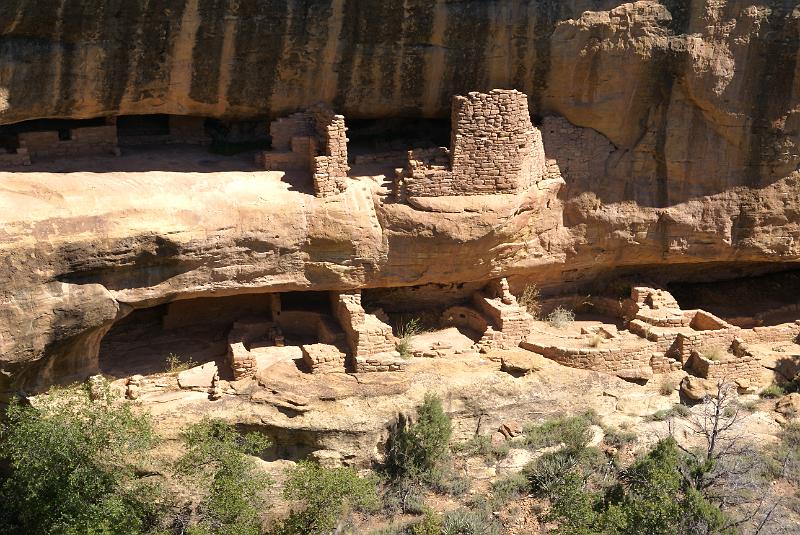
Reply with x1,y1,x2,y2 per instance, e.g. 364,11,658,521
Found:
386,393,453,484
0,383,163,535
178,418,272,535
272,461,378,535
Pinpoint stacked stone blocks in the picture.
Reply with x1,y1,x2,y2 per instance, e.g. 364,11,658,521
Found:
301,343,346,374
262,104,349,197
18,125,119,161
332,291,400,373
402,90,547,197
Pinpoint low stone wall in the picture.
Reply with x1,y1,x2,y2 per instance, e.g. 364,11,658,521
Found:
352,151,408,166
354,354,408,373
473,294,534,349
276,310,342,345
687,339,762,383
441,305,489,335
0,147,30,166
227,319,278,379
675,327,741,362
261,137,316,171
737,321,800,344
521,340,655,380
19,125,119,161
302,343,346,374
332,291,396,362
650,352,683,373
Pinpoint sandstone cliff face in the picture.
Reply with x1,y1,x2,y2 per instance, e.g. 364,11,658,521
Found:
1,1,798,198
1,1,799,391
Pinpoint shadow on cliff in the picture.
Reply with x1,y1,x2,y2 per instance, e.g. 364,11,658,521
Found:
4,144,265,174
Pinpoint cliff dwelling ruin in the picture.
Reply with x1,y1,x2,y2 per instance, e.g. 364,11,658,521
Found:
0,87,796,410
2,1,800,532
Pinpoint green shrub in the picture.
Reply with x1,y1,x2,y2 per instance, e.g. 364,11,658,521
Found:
272,461,378,535
671,403,691,417
523,412,598,453
386,393,453,483
395,318,423,359
410,507,443,535
178,418,272,535
0,383,163,535
166,352,197,373
453,434,509,462
524,445,611,501
603,427,637,448
382,478,427,515
490,472,530,505
648,404,690,422
761,384,786,399
701,347,726,362
541,438,728,535
429,470,471,496
547,306,576,329
440,508,502,535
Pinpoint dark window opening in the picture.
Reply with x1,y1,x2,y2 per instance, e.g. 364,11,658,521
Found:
58,129,72,141
117,114,170,138
346,118,451,158
280,291,332,314
0,133,19,152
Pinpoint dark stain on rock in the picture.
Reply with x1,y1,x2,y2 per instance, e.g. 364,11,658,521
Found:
662,0,692,35
189,0,228,105
97,1,145,111
746,5,799,187
333,0,359,111
439,0,491,111
132,0,188,99
529,0,563,120
398,0,435,114
227,1,289,113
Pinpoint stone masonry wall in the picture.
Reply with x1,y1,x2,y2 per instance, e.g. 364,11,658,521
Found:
521,341,655,381
262,104,348,197
688,338,762,383
0,148,30,166
332,291,396,364
310,105,349,197
19,125,118,161
737,321,800,345
301,343,346,374
471,278,535,350
403,89,546,197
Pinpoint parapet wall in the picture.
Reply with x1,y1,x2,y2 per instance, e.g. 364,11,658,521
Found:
402,89,546,197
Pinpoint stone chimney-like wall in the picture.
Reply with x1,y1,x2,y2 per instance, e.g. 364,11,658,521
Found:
403,89,546,197
262,103,349,197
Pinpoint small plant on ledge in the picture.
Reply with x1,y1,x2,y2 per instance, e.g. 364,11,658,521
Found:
395,317,423,359
165,352,197,374
547,306,575,329
518,283,542,319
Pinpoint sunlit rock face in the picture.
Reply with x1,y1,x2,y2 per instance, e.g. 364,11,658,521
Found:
0,1,799,391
